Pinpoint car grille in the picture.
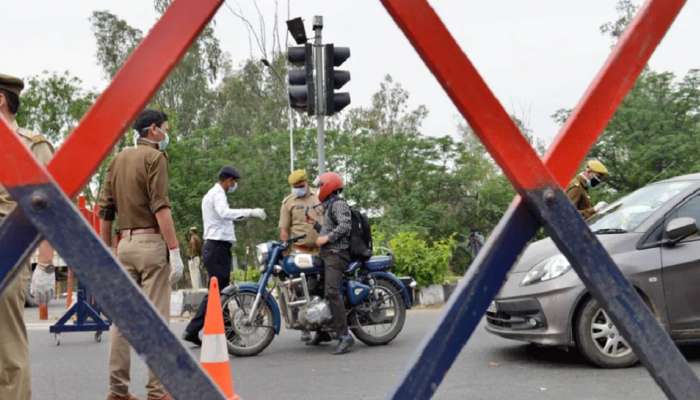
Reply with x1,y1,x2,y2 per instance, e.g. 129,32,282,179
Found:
486,298,546,330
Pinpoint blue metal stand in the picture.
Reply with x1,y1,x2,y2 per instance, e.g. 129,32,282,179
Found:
49,280,111,345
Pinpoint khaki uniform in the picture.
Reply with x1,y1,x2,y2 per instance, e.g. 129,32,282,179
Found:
566,175,595,219
278,190,323,253
188,233,204,289
98,138,172,399
0,121,53,400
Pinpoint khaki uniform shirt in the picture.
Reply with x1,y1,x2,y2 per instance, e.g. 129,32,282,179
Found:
188,233,202,258
0,120,53,216
278,190,323,249
98,139,170,229
566,175,595,219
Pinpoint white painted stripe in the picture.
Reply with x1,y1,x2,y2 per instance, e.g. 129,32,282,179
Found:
200,333,229,363
26,323,53,331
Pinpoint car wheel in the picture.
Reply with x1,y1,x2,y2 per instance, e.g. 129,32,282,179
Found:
574,298,638,368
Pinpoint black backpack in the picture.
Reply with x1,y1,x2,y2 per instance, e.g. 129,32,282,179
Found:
330,199,373,261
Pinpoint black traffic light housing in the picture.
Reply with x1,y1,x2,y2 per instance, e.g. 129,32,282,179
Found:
287,43,315,115
323,44,351,116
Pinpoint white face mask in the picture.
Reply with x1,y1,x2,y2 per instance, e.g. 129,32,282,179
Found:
292,186,307,198
227,182,238,193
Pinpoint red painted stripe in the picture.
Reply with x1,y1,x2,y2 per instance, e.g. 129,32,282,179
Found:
0,118,48,187
545,0,686,186
47,0,223,197
381,0,685,190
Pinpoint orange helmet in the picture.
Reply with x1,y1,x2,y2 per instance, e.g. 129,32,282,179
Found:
317,172,344,202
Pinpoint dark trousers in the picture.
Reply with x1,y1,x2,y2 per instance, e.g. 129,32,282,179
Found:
185,240,232,334
323,251,350,337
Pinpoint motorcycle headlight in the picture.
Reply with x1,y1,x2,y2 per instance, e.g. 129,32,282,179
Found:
256,242,271,268
520,254,571,286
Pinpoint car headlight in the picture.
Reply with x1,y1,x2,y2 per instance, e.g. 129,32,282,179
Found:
256,242,271,268
520,254,571,286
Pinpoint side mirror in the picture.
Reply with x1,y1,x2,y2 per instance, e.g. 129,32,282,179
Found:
665,217,698,243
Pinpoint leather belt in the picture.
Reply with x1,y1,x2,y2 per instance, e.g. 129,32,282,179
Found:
121,227,159,236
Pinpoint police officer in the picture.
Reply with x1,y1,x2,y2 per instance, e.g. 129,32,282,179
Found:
279,169,323,253
278,169,323,342
566,159,610,219
187,227,204,289
0,73,56,400
99,109,185,400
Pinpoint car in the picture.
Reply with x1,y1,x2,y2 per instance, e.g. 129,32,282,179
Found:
485,173,700,368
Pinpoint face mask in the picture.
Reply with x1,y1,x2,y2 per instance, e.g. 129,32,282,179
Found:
292,186,307,198
227,182,238,193
156,128,170,151
590,175,602,188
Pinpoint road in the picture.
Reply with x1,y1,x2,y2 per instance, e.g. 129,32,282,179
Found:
27,306,700,399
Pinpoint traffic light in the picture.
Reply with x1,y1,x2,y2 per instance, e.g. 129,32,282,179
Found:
287,43,315,115
323,44,351,116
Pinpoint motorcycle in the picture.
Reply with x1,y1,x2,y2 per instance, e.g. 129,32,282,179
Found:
220,235,415,356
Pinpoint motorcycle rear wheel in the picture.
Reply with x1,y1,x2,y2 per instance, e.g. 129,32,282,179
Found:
222,292,275,357
350,278,406,346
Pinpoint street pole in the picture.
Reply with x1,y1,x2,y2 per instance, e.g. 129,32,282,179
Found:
313,15,325,174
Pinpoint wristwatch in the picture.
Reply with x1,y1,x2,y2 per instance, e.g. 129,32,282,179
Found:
36,262,56,273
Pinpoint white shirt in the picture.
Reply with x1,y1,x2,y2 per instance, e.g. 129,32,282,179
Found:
201,183,253,243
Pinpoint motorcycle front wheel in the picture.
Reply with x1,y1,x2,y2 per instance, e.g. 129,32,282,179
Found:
222,291,275,357
350,278,406,346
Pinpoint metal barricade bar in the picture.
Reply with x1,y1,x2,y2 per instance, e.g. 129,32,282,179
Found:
380,0,699,399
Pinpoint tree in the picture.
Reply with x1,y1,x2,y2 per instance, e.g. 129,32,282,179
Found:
16,71,96,144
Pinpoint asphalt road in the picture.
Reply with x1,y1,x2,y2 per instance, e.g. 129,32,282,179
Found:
27,307,700,400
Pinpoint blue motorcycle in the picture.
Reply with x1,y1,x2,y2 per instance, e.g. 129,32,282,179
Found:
220,235,415,356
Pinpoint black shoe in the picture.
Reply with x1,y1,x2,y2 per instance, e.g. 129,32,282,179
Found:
306,332,333,346
332,335,355,355
182,329,202,347
300,331,312,342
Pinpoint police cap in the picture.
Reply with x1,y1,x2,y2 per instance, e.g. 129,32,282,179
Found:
288,169,307,185
0,74,24,97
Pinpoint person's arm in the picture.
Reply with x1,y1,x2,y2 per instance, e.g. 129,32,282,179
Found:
155,208,178,249
279,201,290,240
213,190,260,220
280,228,289,241
98,158,117,250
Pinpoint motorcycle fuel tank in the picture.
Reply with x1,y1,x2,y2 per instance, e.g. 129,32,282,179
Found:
282,254,323,275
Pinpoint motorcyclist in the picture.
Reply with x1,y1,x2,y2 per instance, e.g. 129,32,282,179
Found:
306,172,355,355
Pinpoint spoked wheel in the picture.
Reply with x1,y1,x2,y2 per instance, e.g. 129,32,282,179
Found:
575,298,638,368
222,292,275,357
350,278,406,346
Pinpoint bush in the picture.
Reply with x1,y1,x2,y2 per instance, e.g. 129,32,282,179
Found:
388,231,455,287
231,267,261,283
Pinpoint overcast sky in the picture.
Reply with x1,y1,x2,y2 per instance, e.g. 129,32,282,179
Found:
1,1,698,146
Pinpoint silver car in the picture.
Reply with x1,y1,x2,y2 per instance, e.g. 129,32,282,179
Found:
486,173,700,368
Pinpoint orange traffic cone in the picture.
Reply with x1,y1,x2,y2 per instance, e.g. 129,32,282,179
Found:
200,277,240,400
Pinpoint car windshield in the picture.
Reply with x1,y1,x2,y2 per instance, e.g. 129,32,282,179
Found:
588,181,694,233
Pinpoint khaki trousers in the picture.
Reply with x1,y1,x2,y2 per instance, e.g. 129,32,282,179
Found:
0,261,31,400
110,233,171,399
188,256,203,289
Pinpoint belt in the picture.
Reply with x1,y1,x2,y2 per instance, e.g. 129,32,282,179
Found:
294,244,315,251
121,227,159,236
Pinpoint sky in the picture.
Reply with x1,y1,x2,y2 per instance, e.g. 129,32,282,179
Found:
1,1,698,146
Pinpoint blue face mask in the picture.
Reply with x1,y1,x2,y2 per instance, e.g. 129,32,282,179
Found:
227,182,238,193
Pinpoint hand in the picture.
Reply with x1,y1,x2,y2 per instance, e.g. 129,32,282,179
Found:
169,248,184,285
250,208,267,220
315,235,330,247
593,201,609,212
30,265,55,305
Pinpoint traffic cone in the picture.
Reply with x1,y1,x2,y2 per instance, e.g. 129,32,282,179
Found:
200,277,240,400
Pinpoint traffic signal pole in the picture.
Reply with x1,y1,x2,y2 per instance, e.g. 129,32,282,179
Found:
313,15,326,174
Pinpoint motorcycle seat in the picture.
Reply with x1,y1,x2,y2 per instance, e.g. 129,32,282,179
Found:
364,255,394,272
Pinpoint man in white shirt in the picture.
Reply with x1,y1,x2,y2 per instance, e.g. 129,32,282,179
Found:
182,165,266,345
